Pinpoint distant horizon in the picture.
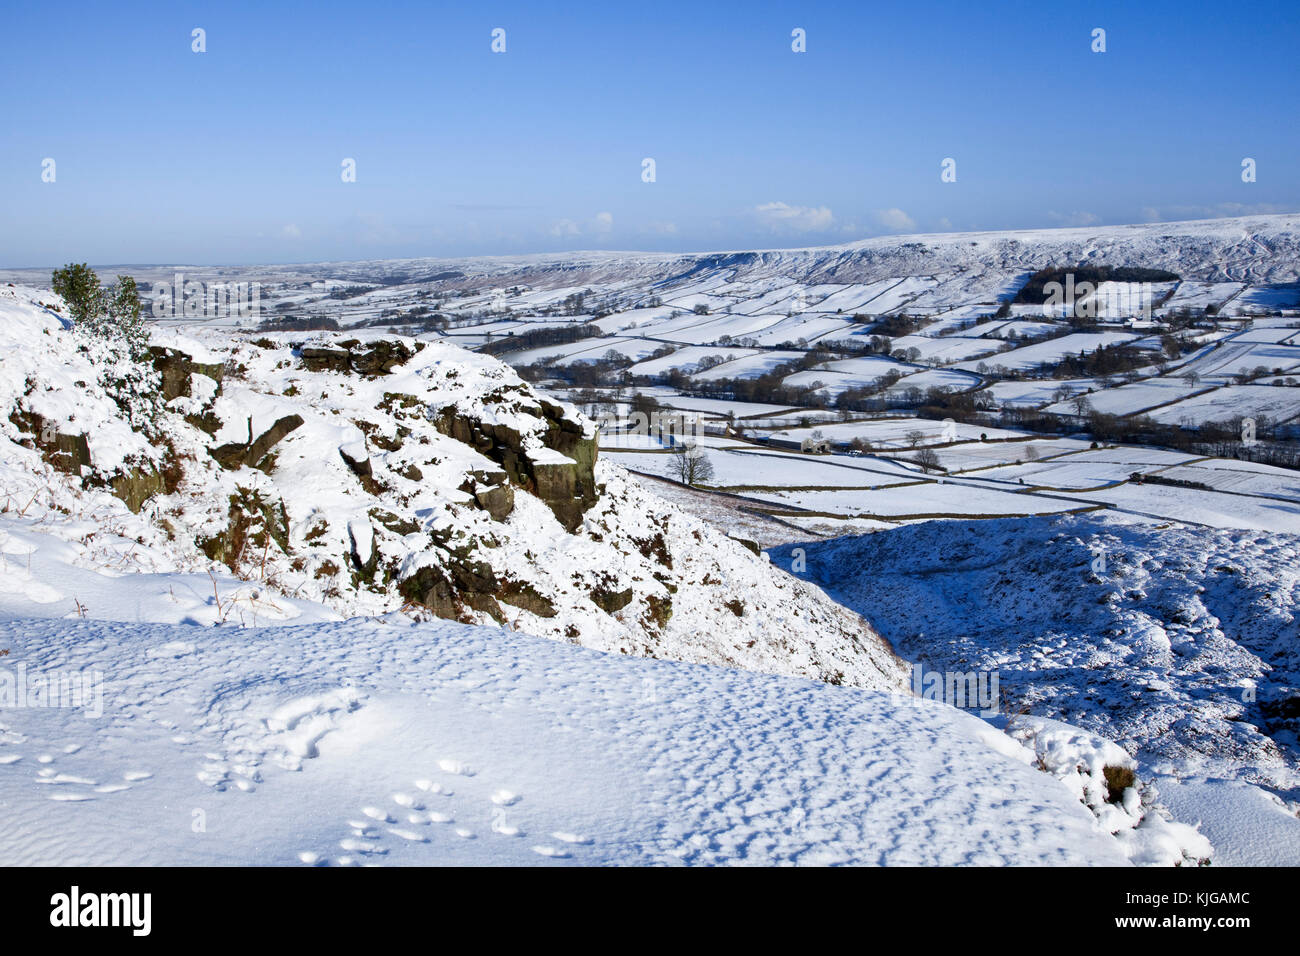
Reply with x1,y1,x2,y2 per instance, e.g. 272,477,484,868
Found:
4,208,1299,275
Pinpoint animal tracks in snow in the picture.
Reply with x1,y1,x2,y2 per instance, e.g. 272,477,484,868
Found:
264,688,364,768
299,764,593,865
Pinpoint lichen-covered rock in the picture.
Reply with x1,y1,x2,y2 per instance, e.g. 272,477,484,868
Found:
107,465,167,514
432,403,597,531
149,346,223,401
299,339,421,376
210,414,303,471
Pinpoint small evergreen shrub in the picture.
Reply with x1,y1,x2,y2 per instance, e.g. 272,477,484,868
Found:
52,264,162,432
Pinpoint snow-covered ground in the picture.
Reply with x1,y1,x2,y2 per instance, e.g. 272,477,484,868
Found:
771,512,1300,864
0,587,1204,866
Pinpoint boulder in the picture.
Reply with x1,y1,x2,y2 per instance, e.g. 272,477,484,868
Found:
210,414,304,471
149,346,224,401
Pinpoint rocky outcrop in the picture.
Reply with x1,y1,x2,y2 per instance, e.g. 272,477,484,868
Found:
149,346,224,401
198,487,290,570
498,579,556,617
589,585,634,614
398,546,508,623
8,409,164,514
108,466,168,514
396,546,557,623
210,415,304,472
432,399,598,532
339,444,384,495
458,469,514,522
299,339,422,376
398,564,462,620
8,410,90,476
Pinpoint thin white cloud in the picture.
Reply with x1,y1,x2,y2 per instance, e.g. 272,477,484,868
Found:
549,212,615,238
755,201,834,233
1141,202,1289,223
875,208,916,232
1047,210,1100,227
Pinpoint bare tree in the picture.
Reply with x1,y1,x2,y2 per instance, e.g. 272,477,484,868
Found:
914,448,941,472
668,444,715,486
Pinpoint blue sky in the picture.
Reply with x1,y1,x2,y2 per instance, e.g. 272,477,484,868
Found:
3,0,1298,266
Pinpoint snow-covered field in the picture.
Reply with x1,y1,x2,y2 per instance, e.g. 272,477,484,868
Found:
954,332,1141,372
1144,384,1300,426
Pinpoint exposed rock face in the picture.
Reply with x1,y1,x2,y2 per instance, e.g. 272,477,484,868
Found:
149,346,224,401
108,467,167,514
8,409,90,476
338,443,383,495
589,585,634,614
398,562,561,623
399,547,506,623
299,339,422,376
432,399,598,532
210,414,304,471
458,470,515,522
8,408,162,513
398,564,461,620
199,487,290,570
498,578,556,617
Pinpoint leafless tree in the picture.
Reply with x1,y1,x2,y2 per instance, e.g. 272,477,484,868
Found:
668,444,715,486
914,448,941,472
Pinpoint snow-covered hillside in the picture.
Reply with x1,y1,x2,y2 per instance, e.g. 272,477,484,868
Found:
0,607,1212,866
0,283,901,689
9,212,1291,295
415,211,1300,292
772,513,1300,863
15,230,1300,865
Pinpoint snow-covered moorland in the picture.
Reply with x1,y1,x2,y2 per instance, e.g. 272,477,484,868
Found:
0,279,1221,865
